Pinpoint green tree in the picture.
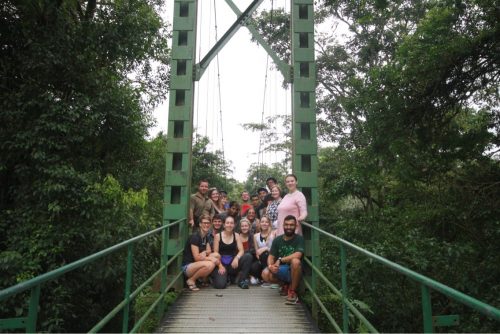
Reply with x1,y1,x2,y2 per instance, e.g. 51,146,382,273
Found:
191,134,235,194
255,1,500,331
243,162,289,194
314,0,500,331
0,0,169,331
242,114,292,166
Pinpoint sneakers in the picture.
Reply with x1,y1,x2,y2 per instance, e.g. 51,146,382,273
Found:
261,282,272,288
279,284,289,296
238,279,249,289
270,283,280,289
285,290,299,304
250,276,259,285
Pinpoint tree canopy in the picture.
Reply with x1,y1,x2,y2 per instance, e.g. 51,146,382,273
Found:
253,0,499,331
1,0,499,332
0,0,169,331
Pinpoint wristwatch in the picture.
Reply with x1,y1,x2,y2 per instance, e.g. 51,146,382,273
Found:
277,257,282,263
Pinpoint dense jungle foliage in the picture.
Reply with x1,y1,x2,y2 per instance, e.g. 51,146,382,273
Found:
1,0,499,332
0,0,175,331
254,0,499,332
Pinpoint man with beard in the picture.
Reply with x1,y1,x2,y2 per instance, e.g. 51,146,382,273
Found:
261,215,304,304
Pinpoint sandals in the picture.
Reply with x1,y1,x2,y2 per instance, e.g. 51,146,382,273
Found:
186,280,200,291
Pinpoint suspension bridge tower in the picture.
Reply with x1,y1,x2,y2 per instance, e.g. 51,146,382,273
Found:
163,0,320,298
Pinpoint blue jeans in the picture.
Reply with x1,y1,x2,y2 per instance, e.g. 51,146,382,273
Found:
275,264,291,283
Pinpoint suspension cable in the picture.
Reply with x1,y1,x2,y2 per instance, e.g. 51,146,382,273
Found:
194,1,204,138
213,0,226,179
258,55,270,173
204,0,214,139
257,0,275,181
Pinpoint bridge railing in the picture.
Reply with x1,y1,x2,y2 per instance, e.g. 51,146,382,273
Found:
301,221,500,333
0,219,185,333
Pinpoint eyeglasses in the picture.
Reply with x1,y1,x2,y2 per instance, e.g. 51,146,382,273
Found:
201,221,211,225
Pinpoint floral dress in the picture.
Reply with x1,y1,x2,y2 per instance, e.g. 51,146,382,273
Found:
267,199,281,229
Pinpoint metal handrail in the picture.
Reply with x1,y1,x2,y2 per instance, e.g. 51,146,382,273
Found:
0,219,185,333
301,221,500,332
303,257,378,333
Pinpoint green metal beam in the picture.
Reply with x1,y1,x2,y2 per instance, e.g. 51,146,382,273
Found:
194,0,264,80
0,317,27,330
302,221,500,326
291,0,319,323
224,0,291,83
164,0,198,257
433,315,459,327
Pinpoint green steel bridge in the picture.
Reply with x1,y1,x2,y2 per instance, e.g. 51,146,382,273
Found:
1,218,499,333
1,1,500,333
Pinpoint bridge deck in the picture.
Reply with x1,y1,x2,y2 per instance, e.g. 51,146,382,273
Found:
157,285,318,333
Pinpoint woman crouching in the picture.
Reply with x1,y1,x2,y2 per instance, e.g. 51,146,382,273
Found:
213,215,252,289
182,214,220,291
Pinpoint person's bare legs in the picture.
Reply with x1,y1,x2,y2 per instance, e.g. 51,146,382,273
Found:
186,261,215,285
207,252,220,263
289,258,302,291
261,268,281,284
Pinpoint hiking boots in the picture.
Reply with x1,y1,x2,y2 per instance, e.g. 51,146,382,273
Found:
238,279,249,289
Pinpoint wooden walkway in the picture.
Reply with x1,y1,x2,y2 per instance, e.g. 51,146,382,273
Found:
157,285,319,333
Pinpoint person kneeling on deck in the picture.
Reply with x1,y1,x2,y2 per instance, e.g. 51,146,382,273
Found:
213,215,252,289
182,214,220,291
261,215,304,304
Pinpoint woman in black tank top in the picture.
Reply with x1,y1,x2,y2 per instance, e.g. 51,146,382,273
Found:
213,216,252,289
218,230,238,256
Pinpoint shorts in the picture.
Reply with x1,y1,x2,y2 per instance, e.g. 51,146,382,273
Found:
181,263,190,275
275,264,291,283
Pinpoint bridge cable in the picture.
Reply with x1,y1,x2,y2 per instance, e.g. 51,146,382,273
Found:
257,0,274,182
212,0,227,184
204,0,214,139
194,1,204,138
284,0,291,170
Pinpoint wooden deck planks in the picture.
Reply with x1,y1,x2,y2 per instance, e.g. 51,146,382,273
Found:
157,285,319,333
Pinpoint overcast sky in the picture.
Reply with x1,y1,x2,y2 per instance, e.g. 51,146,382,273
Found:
151,1,291,182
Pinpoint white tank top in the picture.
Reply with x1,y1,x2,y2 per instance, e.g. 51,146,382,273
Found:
255,231,273,249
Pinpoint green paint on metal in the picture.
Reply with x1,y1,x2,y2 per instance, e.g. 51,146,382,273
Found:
0,220,184,333
130,272,183,334
301,221,500,324
340,244,349,333
301,222,500,332
224,0,291,82
302,279,343,333
303,256,379,333
290,0,320,325
27,285,40,333
0,317,27,330
0,222,180,304
164,0,198,247
122,244,134,333
158,227,170,317
195,0,265,80
87,249,183,333
421,285,433,333
433,315,459,327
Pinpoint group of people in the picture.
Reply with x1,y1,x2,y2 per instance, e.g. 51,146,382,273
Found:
182,175,308,304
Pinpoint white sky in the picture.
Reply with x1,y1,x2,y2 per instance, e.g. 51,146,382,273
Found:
151,1,291,182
